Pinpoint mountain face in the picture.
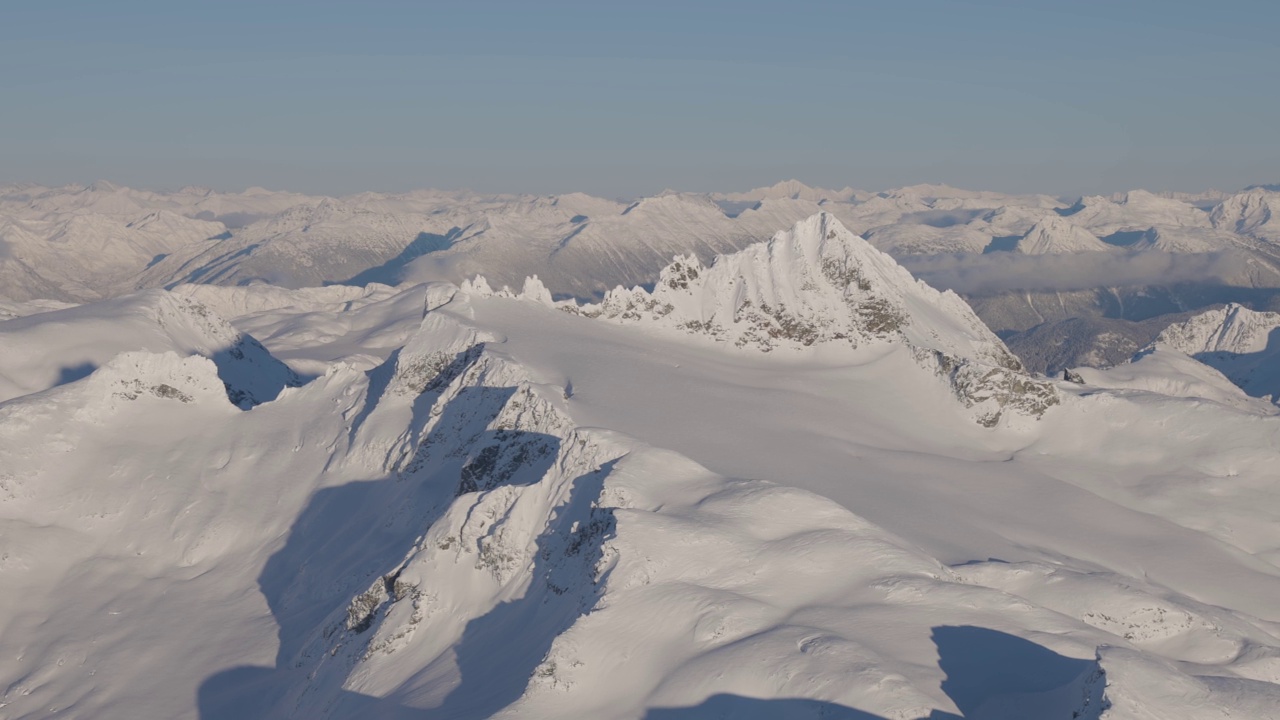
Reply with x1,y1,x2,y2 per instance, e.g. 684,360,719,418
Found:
6,214,1280,718
1154,303,1280,403
1003,311,1204,376
1015,215,1110,254
565,214,1013,358
1211,188,1280,241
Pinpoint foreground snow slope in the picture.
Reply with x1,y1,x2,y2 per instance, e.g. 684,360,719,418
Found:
3,216,1280,718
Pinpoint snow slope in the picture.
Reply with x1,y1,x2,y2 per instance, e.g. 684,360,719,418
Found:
4,215,1280,718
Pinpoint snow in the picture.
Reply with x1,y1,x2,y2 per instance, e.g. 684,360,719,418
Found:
1155,303,1280,403
0,290,300,408
4,208,1280,719
8,179,1280,361
1071,343,1271,414
1061,190,1213,236
1211,189,1280,242
1015,215,1110,254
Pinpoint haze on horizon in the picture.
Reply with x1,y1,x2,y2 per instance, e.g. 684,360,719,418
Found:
3,0,1277,199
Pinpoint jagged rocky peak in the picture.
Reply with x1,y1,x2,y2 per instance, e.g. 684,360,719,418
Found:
546,212,1057,426
564,213,1003,357
290,311,617,698
1015,215,1109,254
458,274,555,306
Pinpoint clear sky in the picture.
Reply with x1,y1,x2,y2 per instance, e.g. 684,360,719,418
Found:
2,0,1277,198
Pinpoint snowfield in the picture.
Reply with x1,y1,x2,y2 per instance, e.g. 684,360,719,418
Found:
3,213,1280,719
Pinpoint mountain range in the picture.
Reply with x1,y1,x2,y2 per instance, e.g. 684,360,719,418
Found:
6,179,1280,379
4,212,1280,718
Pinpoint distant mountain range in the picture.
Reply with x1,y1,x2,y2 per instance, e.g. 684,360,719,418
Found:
5,179,1280,375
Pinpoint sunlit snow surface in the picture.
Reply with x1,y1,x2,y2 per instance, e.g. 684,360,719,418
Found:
2,216,1280,719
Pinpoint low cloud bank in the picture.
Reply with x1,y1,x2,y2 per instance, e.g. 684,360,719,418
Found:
899,250,1251,295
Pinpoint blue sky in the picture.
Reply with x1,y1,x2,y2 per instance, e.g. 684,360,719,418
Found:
2,0,1277,197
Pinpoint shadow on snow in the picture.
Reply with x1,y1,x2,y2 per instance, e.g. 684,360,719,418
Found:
198,347,614,719
197,353,1104,720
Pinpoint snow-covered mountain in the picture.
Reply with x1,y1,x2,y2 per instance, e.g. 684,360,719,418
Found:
1153,303,1280,403
1003,312,1202,376
0,209,228,301
1211,188,1280,242
1014,215,1110,254
540,213,1056,426
8,179,1280,386
5,214,1280,718
711,178,865,204
1058,190,1212,237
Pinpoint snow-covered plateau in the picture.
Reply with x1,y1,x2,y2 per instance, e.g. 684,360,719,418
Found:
4,208,1280,719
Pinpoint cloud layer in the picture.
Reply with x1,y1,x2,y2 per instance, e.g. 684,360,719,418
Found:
898,250,1251,295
